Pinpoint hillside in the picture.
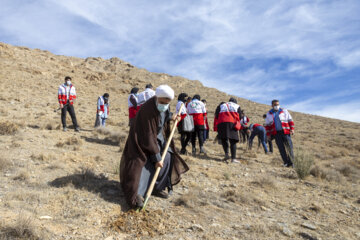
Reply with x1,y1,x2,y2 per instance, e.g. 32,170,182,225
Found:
0,42,359,240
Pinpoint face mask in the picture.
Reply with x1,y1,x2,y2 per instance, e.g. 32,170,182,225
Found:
66,80,71,86
273,105,280,111
157,103,169,112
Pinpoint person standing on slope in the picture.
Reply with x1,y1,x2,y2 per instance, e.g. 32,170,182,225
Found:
176,93,192,154
128,87,140,126
137,83,156,106
95,93,110,127
187,95,207,155
214,98,241,163
265,99,295,167
58,76,80,132
201,99,210,143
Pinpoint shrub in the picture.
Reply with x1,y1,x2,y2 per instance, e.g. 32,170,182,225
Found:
0,158,11,171
0,121,19,135
293,149,314,179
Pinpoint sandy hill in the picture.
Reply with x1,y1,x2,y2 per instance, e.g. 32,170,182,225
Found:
0,42,359,240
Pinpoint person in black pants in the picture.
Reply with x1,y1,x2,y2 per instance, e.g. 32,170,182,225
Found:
176,93,191,154
61,104,79,131
214,98,241,163
58,76,80,132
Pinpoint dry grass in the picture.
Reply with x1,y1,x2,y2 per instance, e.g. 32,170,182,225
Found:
56,136,83,147
0,121,19,135
13,171,30,181
251,176,276,189
293,149,314,179
0,214,41,240
0,158,11,171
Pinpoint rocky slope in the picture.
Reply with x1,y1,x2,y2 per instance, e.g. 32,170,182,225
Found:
0,42,359,240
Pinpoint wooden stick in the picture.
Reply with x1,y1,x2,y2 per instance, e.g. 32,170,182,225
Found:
140,103,185,211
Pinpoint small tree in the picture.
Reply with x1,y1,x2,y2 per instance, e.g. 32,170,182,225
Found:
293,149,314,179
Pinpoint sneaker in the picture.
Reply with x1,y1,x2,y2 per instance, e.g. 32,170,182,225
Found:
136,194,144,208
231,159,240,163
192,147,196,155
283,163,293,168
180,149,187,155
200,147,206,154
152,190,169,199
63,127,67,132
223,154,230,162
75,127,80,132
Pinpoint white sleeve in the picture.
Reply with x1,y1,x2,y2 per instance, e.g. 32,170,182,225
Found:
71,86,76,96
265,113,272,126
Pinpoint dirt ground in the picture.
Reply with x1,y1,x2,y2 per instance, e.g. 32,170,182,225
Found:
0,42,359,240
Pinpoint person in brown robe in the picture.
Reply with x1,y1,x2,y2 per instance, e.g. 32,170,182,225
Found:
120,85,189,208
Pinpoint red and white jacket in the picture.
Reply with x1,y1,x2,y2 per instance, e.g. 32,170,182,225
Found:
265,108,294,136
128,94,140,119
97,96,109,116
217,102,241,125
187,99,207,126
58,84,76,105
240,116,250,129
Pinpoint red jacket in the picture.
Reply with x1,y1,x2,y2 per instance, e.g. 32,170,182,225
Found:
265,108,294,136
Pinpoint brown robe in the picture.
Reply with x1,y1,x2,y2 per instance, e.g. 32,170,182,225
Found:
120,96,189,207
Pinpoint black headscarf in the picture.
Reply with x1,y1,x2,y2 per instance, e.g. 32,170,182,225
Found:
130,87,139,94
193,94,201,100
178,93,188,103
229,97,237,104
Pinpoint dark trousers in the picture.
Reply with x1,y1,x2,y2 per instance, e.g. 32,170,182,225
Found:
203,129,209,143
250,128,268,153
61,104,78,128
180,132,191,151
274,131,294,165
268,138,273,153
221,138,237,159
191,129,204,149
240,128,249,143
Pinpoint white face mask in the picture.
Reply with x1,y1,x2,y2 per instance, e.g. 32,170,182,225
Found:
66,80,71,86
273,105,280,111
157,103,169,112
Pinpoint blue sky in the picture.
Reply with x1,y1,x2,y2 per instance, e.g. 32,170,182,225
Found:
1,0,359,122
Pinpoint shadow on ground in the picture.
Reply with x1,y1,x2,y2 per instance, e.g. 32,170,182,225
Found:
81,136,119,146
49,169,129,211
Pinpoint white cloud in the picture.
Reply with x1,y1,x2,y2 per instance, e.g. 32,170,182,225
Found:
0,0,359,122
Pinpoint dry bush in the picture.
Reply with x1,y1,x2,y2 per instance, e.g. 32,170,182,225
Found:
293,149,314,179
251,177,276,189
13,171,30,181
174,191,206,208
0,121,19,135
0,158,11,171
66,136,83,145
30,154,49,162
44,123,55,130
223,172,231,180
310,166,327,179
339,166,352,177
56,136,83,147
0,214,41,240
